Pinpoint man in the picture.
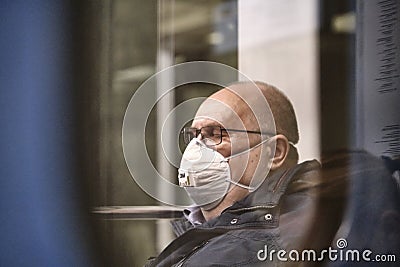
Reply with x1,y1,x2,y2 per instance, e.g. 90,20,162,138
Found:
147,81,320,266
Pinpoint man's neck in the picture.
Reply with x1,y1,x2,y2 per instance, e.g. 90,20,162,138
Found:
201,185,250,221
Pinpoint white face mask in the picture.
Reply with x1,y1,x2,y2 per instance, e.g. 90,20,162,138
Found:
178,137,272,210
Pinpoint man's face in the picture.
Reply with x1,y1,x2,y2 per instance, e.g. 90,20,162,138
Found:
191,88,272,187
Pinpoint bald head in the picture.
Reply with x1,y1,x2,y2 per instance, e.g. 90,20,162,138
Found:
208,88,260,132
253,81,299,144
208,81,299,144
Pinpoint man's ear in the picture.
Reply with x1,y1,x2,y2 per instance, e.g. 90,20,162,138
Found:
270,134,290,171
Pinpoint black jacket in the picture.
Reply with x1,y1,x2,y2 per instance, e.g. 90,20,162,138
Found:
147,160,321,267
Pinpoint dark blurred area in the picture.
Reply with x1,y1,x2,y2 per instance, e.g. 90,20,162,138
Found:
303,150,400,267
319,0,356,153
0,0,100,266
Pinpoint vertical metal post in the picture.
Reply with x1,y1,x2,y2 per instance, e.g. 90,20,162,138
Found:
156,0,176,253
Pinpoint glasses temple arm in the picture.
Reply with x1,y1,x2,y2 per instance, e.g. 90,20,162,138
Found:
224,128,274,135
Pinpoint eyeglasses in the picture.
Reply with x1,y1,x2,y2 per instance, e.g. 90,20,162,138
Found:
181,125,273,146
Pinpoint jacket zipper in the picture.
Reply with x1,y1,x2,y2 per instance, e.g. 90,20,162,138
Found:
176,241,209,267
229,204,276,213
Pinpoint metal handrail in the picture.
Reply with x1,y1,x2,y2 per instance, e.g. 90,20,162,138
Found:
92,205,183,220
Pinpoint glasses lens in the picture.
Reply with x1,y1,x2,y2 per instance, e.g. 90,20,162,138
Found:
183,127,197,144
182,126,222,146
201,126,221,146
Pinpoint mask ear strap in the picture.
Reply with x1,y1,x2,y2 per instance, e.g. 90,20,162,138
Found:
224,137,272,191
226,179,256,191
225,136,273,160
